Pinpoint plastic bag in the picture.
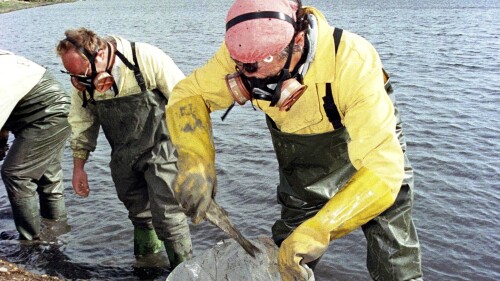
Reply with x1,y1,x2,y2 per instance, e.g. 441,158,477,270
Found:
167,236,315,281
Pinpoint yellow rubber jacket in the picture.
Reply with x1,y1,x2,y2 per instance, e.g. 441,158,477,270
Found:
167,6,405,281
167,6,404,202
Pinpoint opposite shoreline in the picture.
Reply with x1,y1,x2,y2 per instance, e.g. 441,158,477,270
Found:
0,0,76,14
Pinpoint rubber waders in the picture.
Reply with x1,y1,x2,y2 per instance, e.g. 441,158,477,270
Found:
133,227,163,256
40,198,67,220
164,235,193,268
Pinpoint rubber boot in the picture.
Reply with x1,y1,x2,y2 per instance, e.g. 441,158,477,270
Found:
133,227,164,256
164,235,193,269
10,196,41,240
39,199,70,241
40,198,67,221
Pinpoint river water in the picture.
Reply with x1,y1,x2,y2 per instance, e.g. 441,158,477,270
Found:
0,0,499,280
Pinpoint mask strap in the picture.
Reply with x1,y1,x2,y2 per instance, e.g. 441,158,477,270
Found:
270,40,294,106
221,100,257,121
104,41,119,96
226,11,296,31
81,88,96,108
65,36,97,63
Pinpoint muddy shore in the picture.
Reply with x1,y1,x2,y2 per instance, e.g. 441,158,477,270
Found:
0,259,61,280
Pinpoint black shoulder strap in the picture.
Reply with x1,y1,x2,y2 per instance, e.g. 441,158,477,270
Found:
334,27,343,56
115,42,147,92
323,28,344,130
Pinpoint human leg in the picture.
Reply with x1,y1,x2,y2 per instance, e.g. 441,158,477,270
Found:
37,121,70,221
361,181,423,281
1,134,42,240
111,165,163,256
144,142,192,268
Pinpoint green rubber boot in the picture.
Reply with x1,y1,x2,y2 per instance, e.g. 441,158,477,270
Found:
133,227,164,256
164,235,193,269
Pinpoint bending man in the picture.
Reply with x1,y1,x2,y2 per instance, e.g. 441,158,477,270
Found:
166,0,423,280
1,50,70,241
56,28,192,268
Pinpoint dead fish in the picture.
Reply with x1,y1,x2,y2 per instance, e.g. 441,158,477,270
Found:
205,200,261,258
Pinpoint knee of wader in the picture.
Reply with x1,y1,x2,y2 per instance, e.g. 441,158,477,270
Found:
134,227,164,256
164,235,193,269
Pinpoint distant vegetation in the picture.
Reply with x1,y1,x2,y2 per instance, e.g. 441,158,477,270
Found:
0,0,75,14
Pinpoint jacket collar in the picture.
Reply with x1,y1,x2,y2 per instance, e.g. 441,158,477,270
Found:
302,7,336,84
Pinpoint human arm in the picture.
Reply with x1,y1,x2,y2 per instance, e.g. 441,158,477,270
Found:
166,43,235,223
72,157,90,197
68,89,100,196
278,168,395,280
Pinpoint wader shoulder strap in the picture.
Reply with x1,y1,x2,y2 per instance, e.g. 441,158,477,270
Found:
334,27,343,55
115,42,147,92
323,28,344,130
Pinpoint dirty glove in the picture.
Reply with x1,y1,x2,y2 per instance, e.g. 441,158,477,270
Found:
166,95,216,224
278,167,396,281
0,129,9,161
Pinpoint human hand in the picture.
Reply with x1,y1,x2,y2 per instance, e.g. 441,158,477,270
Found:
278,219,329,281
0,129,9,161
174,156,216,224
72,168,90,197
0,144,7,161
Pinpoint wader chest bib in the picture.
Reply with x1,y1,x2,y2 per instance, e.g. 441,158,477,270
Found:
96,89,168,168
267,117,356,243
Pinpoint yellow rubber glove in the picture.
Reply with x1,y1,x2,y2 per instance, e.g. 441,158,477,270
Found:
166,95,216,224
278,167,397,281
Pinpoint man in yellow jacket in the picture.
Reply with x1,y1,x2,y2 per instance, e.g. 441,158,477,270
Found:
166,0,423,280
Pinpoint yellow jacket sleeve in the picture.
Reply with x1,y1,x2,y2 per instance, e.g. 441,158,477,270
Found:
334,31,404,197
166,43,236,222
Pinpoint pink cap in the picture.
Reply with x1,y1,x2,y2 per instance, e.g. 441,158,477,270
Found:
225,0,297,63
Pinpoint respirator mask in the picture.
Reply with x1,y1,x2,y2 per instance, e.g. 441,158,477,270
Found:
62,37,117,106
225,41,307,112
